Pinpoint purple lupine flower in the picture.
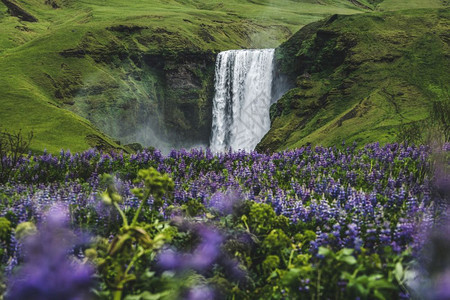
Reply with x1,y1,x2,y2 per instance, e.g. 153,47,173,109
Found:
6,205,94,300
208,189,242,216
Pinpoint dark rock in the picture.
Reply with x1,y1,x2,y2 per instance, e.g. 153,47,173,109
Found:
85,134,122,152
349,0,373,10
125,143,144,152
44,0,60,9
107,25,148,33
1,0,38,22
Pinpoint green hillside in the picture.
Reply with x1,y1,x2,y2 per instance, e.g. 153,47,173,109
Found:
0,0,447,152
0,0,369,153
257,8,449,151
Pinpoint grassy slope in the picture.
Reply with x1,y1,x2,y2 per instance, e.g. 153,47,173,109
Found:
0,0,368,153
377,0,444,10
258,8,449,151
0,0,446,152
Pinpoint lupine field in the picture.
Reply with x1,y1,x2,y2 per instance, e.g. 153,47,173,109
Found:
0,143,449,299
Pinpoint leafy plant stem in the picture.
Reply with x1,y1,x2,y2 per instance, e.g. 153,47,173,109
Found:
114,202,129,228
317,269,321,300
131,189,152,227
288,248,295,269
124,246,145,276
113,288,123,300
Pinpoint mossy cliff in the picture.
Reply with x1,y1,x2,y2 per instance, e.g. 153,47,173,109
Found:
258,8,449,151
57,31,218,152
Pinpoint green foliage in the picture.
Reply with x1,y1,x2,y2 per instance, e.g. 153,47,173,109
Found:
0,129,33,183
430,93,450,142
132,168,174,210
262,255,281,275
213,200,413,299
396,121,428,145
262,229,292,255
244,202,289,236
180,199,206,217
101,174,124,206
14,221,37,241
92,168,175,300
0,217,11,260
258,246,411,300
0,217,11,242
294,230,317,252
259,9,450,151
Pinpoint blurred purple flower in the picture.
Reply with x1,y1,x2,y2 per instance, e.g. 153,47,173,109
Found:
6,205,94,300
208,189,242,215
434,270,450,300
158,225,223,273
185,285,215,300
434,163,450,202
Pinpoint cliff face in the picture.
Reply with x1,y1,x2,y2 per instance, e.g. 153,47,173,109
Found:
258,8,450,151
56,30,217,151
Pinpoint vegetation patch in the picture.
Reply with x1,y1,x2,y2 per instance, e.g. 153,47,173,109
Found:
3,0,441,152
0,143,448,299
258,9,449,151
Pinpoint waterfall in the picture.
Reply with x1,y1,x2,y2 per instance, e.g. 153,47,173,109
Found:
210,49,275,152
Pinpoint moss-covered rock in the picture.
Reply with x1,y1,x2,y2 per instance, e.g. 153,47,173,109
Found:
258,8,450,151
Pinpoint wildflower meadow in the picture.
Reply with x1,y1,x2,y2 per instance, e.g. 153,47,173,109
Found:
0,142,448,299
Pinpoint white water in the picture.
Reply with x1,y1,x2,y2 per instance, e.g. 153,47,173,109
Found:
210,49,275,152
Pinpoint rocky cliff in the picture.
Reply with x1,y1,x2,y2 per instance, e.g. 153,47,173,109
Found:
56,28,217,151
258,8,449,151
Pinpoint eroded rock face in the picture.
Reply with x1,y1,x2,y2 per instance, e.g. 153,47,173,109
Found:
57,30,216,151
166,61,204,90
143,52,216,150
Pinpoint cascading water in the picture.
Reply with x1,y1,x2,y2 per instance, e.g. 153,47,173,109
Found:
210,49,275,152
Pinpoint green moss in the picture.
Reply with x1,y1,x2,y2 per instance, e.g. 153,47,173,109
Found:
258,8,449,151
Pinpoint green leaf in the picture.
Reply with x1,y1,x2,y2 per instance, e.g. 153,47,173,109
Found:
108,233,132,256
144,271,155,278
393,262,404,283
122,274,137,284
318,247,332,257
354,275,369,286
355,283,369,296
368,278,396,290
141,291,171,300
15,221,36,241
340,255,357,265
124,291,166,300
341,248,354,256
101,190,112,205
131,227,153,246
368,274,384,281
373,289,387,300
